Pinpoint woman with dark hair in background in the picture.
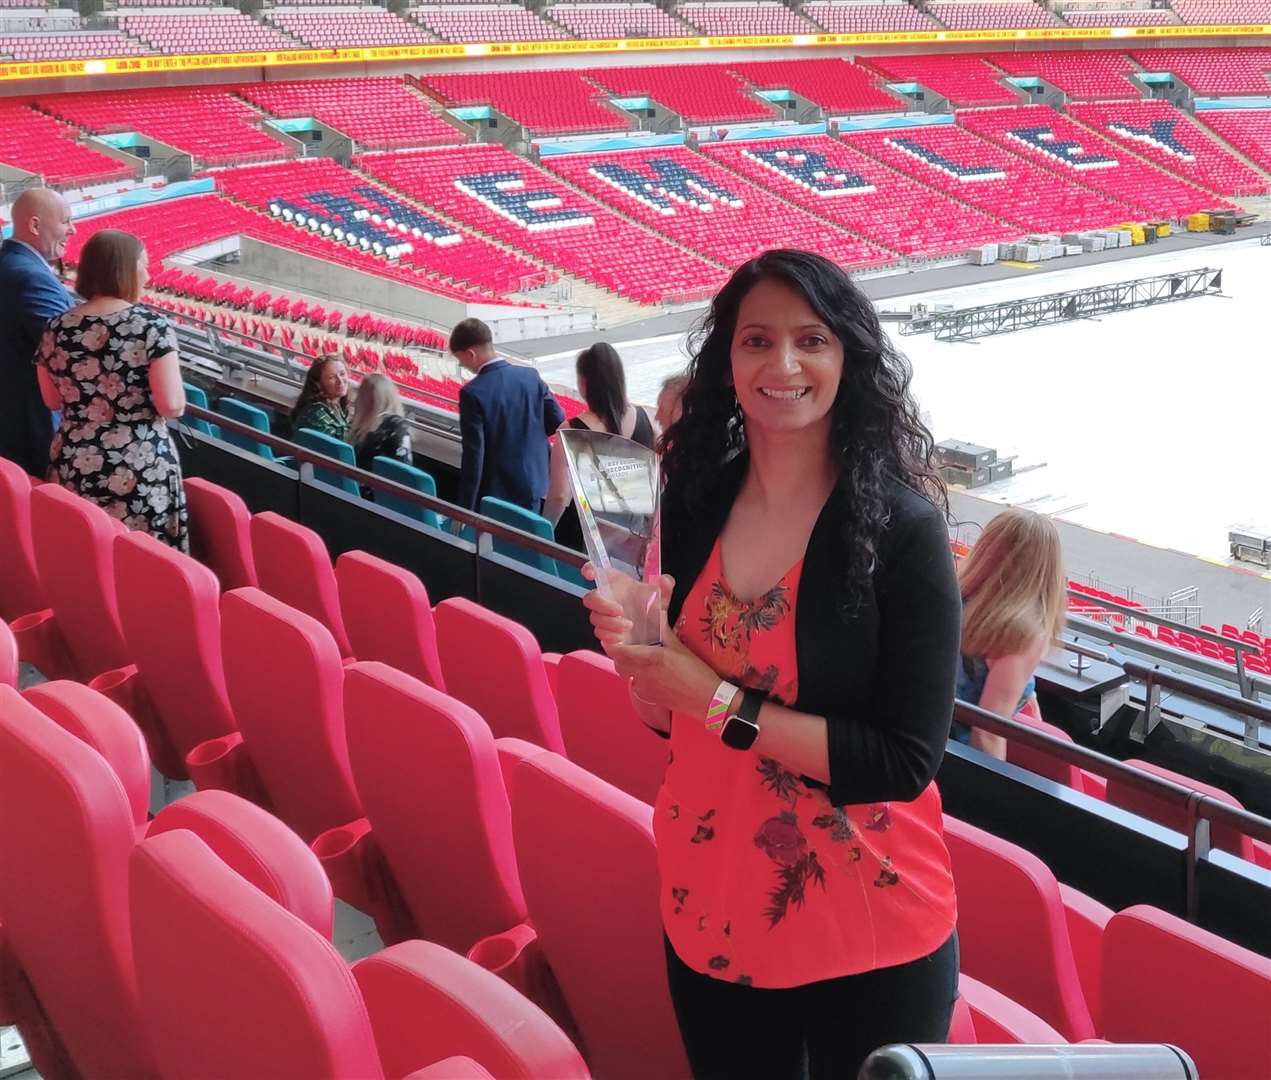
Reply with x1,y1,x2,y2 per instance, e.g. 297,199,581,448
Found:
583,250,962,1078
290,355,350,439
545,341,656,551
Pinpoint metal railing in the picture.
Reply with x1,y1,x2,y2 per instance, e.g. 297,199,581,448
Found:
861,1043,1197,1079
1124,658,1271,750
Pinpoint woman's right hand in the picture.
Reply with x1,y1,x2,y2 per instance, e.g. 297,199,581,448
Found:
581,563,674,651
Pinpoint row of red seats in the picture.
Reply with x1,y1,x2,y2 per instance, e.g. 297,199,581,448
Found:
418,69,624,134
266,9,438,47
863,52,1022,106
1065,8,1178,25
0,30,147,60
412,5,570,42
803,2,940,32
543,2,694,38
1171,0,1271,24
1196,106,1271,172
119,11,298,53
986,49,1143,100
729,57,901,114
929,1,1064,28
675,1,820,35
1,466,1267,1080
1127,46,1271,95
0,98,134,187
586,61,774,124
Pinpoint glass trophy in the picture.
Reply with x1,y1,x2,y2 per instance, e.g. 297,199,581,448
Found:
558,427,662,646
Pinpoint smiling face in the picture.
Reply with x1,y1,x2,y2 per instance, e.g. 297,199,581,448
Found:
729,277,844,445
320,360,349,401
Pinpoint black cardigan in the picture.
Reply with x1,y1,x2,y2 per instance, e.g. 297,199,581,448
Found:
664,453,961,808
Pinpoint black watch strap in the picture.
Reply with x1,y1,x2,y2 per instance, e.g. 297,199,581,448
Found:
737,689,764,726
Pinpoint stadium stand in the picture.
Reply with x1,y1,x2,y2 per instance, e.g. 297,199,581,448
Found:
1128,46,1271,95
543,2,694,38
862,52,1022,106
234,77,465,151
586,61,776,123
266,8,437,46
728,57,901,113
0,98,134,186
356,143,730,303
986,49,1144,100
1195,107,1271,172
674,1,821,34
804,0,940,31
417,69,628,134
0,31,147,60
37,86,291,167
928,0,1064,28
1170,0,1271,22
957,104,1229,217
1061,7,1177,25
544,144,890,269
702,136,1014,256
1069,99,1268,196
119,12,299,53
411,5,569,41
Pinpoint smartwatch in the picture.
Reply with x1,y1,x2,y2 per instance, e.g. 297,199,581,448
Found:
720,690,763,751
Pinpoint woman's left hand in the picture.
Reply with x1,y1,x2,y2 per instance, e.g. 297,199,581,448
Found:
608,610,720,718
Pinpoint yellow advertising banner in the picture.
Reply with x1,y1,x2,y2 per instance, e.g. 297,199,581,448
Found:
0,24,1268,83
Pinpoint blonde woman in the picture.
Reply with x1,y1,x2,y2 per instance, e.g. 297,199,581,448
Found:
349,373,411,471
954,508,1067,759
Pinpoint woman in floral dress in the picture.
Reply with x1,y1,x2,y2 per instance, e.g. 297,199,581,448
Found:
35,229,189,551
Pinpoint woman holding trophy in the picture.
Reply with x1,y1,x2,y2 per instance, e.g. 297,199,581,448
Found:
580,250,962,1079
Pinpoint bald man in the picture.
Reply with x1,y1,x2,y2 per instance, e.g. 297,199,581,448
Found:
1,187,75,476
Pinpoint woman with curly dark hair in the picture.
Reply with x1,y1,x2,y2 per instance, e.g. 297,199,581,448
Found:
584,250,962,1079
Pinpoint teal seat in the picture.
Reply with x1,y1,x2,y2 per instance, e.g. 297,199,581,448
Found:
182,383,218,437
295,428,360,497
215,398,276,462
372,456,441,529
480,497,559,577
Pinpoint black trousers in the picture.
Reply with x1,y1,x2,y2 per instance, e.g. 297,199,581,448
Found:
664,932,959,1080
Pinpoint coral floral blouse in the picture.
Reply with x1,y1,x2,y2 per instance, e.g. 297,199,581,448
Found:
654,537,957,989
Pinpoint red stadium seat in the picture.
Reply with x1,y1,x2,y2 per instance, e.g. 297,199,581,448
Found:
251,510,354,658
1102,904,1271,1078
184,476,258,590
336,551,446,691
508,749,691,1080
556,649,667,806
340,662,527,952
435,597,565,753
129,829,588,1079
1005,709,1105,799
943,814,1096,1041
1057,883,1114,1033
0,457,47,621
0,618,16,690
954,972,1067,1043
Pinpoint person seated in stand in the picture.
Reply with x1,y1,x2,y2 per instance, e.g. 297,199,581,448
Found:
290,356,350,439
544,342,657,551
953,507,1066,759
349,373,411,471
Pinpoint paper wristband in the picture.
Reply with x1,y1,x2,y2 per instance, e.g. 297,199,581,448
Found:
706,679,739,732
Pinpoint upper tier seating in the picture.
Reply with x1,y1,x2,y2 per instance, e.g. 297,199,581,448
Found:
1171,0,1271,22
0,99,134,187
986,49,1143,100
674,1,820,34
0,31,147,60
38,86,289,167
929,0,1063,27
119,12,299,53
544,3,694,38
411,5,569,41
357,143,728,303
957,104,1228,217
0,0,49,6
729,57,900,114
1128,46,1271,95
267,8,437,46
545,144,892,269
863,52,1021,106
418,69,627,134
587,60,776,123
1196,107,1271,172
805,1,940,30
702,136,1012,256
1063,7,1177,24
235,77,465,151
843,123,1133,232
1069,99,1268,195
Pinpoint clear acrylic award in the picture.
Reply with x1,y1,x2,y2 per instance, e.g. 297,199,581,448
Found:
558,427,661,646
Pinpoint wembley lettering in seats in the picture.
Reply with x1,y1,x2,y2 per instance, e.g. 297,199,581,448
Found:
1005,126,1118,170
455,171,594,231
883,137,1006,182
740,147,875,197
587,156,743,215
1107,118,1196,161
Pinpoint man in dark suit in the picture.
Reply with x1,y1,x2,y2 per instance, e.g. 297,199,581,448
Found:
451,318,565,513
0,188,76,477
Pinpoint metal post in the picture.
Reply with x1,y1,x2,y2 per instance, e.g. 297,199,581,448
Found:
1184,793,1210,923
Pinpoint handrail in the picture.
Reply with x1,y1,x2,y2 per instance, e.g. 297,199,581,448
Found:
1122,658,1270,749
862,1042,1197,1079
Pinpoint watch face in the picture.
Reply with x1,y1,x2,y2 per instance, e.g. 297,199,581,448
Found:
721,714,760,750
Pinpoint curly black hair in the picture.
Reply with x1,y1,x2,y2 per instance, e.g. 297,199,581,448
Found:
289,355,348,423
661,249,945,610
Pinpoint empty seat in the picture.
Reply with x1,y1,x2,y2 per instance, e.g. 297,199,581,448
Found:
251,511,353,657
481,495,559,577
0,456,46,621
184,476,258,590
181,382,217,436
296,426,361,497
1102,904,1271,1078
942,814,1095,1041
342,662,527,952
954,972,1067,1044
113,530,237,778
1058,882,1114,1033
1005,709,1105,799
435,597,564,753
29,483,129,681
130,828,588,1079
0,618,16,689
371,456,442,528
556,650,666,806
335,551,445,690
216,397,278,461
509,749,690,1079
